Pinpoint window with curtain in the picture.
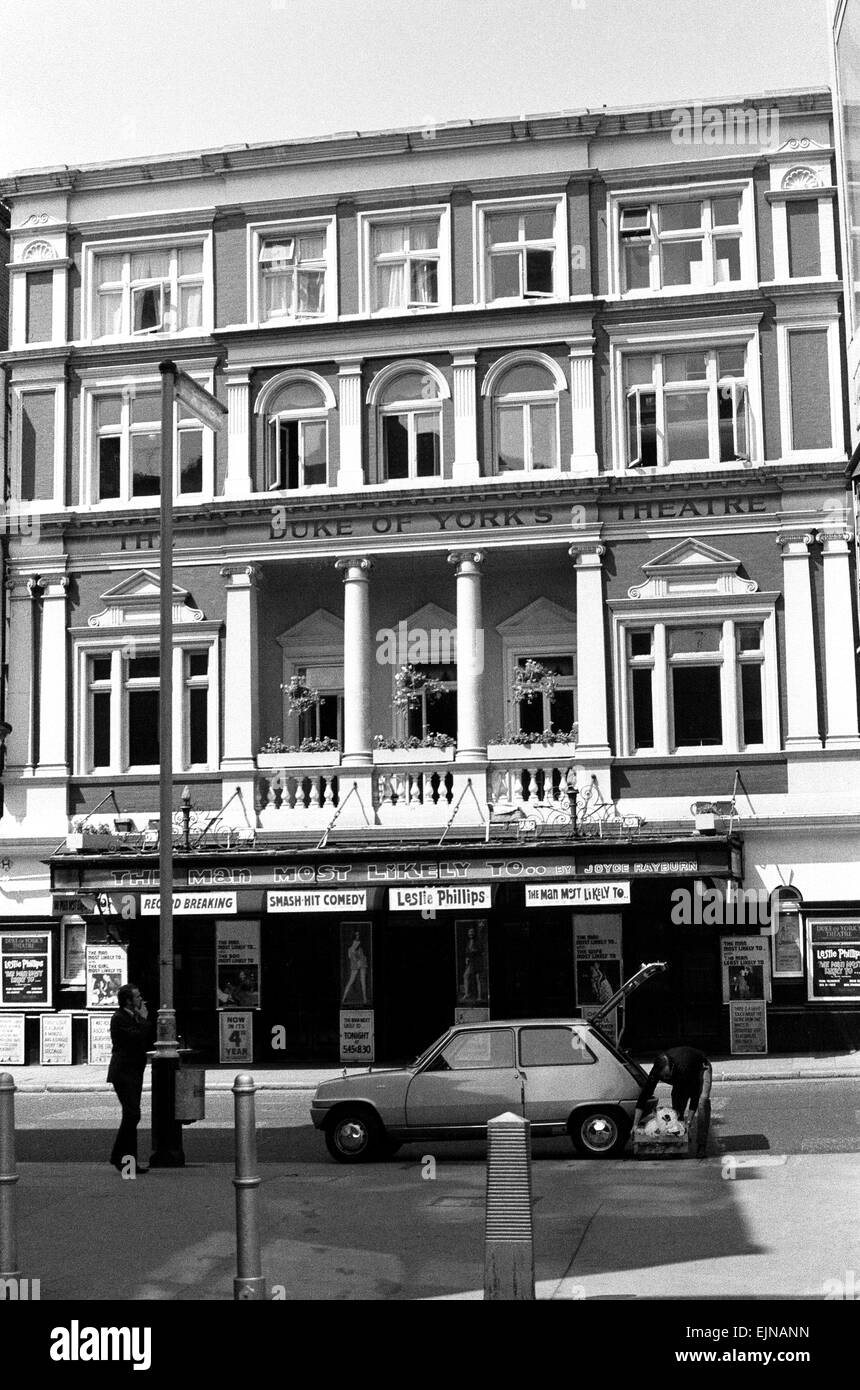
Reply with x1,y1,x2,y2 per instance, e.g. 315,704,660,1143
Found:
378,370,442,481
259,231,327,319
92,241,205,338
493,361,560,473
370,219,440,310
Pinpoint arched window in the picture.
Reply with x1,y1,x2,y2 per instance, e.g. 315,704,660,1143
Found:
492,361,561,474
378,369,442,481
265,377,330,490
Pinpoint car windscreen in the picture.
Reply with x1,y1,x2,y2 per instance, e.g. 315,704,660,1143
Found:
411,1032,451,1070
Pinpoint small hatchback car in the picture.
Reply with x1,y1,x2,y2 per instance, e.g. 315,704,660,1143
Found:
312,1007,665,1164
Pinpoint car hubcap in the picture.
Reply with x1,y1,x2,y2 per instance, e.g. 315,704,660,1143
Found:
337,1120,368,1153
582,1116,617,1151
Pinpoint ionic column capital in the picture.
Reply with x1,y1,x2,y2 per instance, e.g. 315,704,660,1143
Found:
41,573,70,599
819,528,854,553
447,550,484,576
777,530,816,555
335,556,373,579
568,541,605,567
220,563,262,589
5,574,43,599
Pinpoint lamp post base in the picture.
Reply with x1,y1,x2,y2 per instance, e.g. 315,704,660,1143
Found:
149,1013,185,1168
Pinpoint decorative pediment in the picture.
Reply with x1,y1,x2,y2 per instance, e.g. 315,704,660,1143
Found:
23,239,56,261
88,569,204,627
497,598,576,635
628,540,758,600
277,609,343,651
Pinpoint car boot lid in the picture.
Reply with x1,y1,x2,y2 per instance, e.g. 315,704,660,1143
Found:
590,960,667,1023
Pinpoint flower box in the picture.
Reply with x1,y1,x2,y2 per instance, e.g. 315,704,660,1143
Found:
487,742,576,761
257,751,341,770
373,747,452,765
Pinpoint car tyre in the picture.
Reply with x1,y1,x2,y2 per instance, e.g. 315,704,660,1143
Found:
569,1107,630,1159
324,1108,384,1163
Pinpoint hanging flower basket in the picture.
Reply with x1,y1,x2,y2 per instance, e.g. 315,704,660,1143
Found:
392,664,445,711
511,660,559,705
281,675,320,716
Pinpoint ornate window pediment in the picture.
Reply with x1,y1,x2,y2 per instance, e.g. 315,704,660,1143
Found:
88,569,204,627
628,539,758,599
497,597,576,635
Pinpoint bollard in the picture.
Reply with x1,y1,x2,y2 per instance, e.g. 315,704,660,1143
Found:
232,1073,266,1301
483,1111,535,1301
0,1074,21,1281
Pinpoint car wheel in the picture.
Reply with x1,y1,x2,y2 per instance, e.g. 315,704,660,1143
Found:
324,1109,384,1163
569,1108,630,1159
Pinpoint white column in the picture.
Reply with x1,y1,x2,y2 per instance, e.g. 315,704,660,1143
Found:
224,368,252,498
337,359,365,490
38,574,69,773
335,557,373,766
569,542,611,758
652,623,670,757
448,551,485,760
220,565,260,769
4,576,40,772
820,528,860,748
452,352,480,483
568,341,598,474
778,531,822,750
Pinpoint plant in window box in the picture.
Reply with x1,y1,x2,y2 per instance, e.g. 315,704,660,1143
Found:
511,659,559,706
392,663,445,711
487,724,578,759
67,819,116,851
372,731,456,763
257,732,341,769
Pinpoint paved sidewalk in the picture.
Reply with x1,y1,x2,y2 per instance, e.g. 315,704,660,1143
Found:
5,1049,860,1093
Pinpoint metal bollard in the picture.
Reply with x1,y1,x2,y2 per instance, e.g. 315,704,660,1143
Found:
483,1110,535,1301
232,1072,266,1301
0,1074,21,1281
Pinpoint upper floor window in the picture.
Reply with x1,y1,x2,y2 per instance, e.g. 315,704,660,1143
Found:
91,239,207,339
257,370,335,492
250,217,336,324
514,655,576,735
87,381,213,505
267,381,328,490
624,347,750,468
403,662,458,740
776,318,843,459
377,369,443,481
81,642,216,773
616,188,752,294
359,207,451,314
493,361,562,474
475,196,569,305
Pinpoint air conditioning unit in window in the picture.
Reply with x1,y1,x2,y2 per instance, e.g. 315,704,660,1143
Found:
619,207,650,238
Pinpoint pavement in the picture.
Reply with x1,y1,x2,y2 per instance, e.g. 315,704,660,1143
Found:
5,1049,860,1092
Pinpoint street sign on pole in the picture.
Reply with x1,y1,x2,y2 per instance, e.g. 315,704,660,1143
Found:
174,371,227,432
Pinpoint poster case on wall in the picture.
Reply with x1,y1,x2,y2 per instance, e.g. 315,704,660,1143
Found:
85,944,127,1009
40,1012,73,1065
219,1010,253,1064
807,919,860,1002
0,1013,26,1065
573,914,623,1044
729,1000,768,1055
0,931,52,1008
720,935,772,1004
216,921,260,1009
340,1009,374,1064
88,1012,113,1065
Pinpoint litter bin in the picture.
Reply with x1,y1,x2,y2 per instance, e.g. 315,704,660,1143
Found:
174,1051,206,1124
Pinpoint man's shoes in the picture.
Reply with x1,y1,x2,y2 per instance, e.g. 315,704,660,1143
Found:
135,1164,150,1174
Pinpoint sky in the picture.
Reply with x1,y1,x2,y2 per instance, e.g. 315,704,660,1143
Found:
0,0,835,175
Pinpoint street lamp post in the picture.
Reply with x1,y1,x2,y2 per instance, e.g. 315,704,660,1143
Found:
149,361,226,1170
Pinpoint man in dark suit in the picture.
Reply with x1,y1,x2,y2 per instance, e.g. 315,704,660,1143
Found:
107,983,152,1175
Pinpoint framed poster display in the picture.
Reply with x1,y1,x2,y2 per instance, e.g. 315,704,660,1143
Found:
0,1013,25,1065
0,932,52,1008
88,1012,114,1065
40,1012,73,1065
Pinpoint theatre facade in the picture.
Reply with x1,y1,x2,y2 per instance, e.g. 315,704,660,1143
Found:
1,89,859,1065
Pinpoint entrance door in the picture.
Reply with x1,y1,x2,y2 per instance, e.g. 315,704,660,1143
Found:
493,915,574,1018
405,1027,522,1127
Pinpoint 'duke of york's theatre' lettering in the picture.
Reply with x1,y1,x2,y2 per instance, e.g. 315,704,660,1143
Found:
612,497,769,521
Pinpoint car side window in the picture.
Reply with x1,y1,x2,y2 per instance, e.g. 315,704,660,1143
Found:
438,1029,515,1070
519,1027,596,1067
